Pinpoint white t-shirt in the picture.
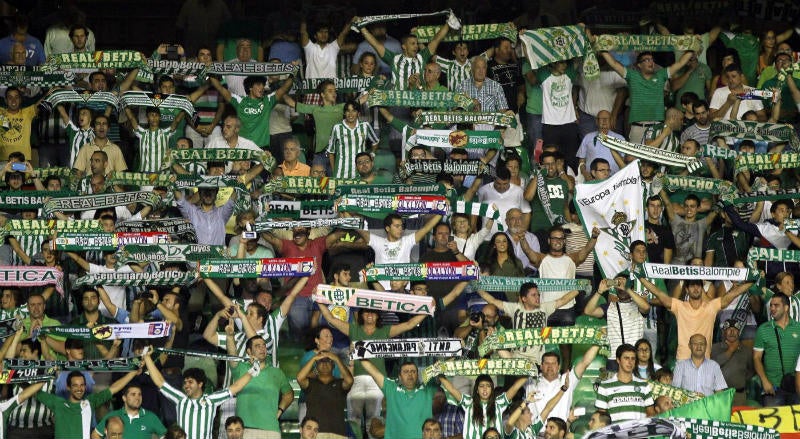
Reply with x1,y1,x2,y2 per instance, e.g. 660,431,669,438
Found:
540,71,577,125
369,233,417,289
304,40,340,79
576,70,627,117
206,135,263,173
477,183,531,238
538,254,577,309
89,263,134,317
526,369,579,432
709,85,764,120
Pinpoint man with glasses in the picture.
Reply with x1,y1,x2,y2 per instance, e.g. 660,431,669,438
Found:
598,49,694,143
588,159,611,181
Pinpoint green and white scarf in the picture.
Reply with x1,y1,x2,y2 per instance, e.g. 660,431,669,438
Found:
40,321,171,340
0,367,55,384
117,244,229,263
351,10,451,31
43,191,160,217
252,218,363,231
367,89,475,110
415,130,503,150
532,166,567,226
422,358,537,383
207,62,299,76
735,152,800,171
709,120,800,149
54,231,169,251
115,218,198,243
45,50,146,70
258,199,336,219
338,194,448,217
478,325,608,357
475,276,592,293
174,174,248,192
4,357,141,371
261,176,365,195
597,134,704,172
44,89,119,110
105,171,173,189
74,271,197,287
415,22,517,43
0,190,77,210
732,187,800,204
292,76,386,94
0,66,75,87
119,91,195,117
593,34,703,52
6,219,101,236
145,59,208,77
155,347,249,363
650,380,705,407
169,148,269,163
702,143,739,160
404,159,490,175
415,111,517,128
656,175,735,195
747,247,800,263
520,25,599,80
0,266,64,295
198,257,316,278
351,338,463,360
365,262,480,281
452,200,501,223
314,284,435,315
334,183,445,197
642,262,758,281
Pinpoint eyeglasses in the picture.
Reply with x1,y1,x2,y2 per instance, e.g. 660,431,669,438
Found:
549,236,565,241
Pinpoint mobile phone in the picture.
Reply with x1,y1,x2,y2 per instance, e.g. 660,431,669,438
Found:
242,231,257,239
573,407,586,417
10,162,25,172
448,235,455,242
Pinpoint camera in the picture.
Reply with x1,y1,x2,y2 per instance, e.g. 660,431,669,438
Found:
242,231,257,240
10,162,25,172
470,311,484,324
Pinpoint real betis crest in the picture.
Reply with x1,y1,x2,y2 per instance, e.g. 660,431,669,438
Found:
548,28,577,57
602,210,636,265
79,90,93,103
151,93,164,107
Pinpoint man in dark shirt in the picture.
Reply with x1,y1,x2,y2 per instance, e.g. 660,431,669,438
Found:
644,195,675,264
487,37,524,112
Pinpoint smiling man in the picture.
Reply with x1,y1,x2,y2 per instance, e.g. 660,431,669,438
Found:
93,385,166,439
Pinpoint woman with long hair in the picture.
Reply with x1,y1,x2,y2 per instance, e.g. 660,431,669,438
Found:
634,338,661,379
439,374,527,439
481,232,525,278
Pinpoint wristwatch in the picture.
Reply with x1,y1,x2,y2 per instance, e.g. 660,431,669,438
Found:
560,385,568,392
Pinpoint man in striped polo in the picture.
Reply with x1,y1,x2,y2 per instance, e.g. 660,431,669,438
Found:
6,339,53,439
143,347,258,439
595,344,655,422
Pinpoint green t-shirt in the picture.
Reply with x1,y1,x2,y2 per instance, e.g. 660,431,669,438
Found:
350,324,392,376
753,319,800,387
230,93,277,147
530,176,569,232
95,407,167,439
37,389,112,439
720,32,760,86
521,60,543,115
383,379,438,439
762,77,798,121
624,67,669,123
296,102,345,153
232,362,291,432
675,62,712,106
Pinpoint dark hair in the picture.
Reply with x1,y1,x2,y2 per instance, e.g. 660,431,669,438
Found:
652,367,673,382
342,99,360,116
383,213,402,229
482,428,501,439
615,343,636,360
165,424,187,439
355,151,372,162
493,37,513,49
225,416,244,429
122,384,143,396
629,240,646,253
472,375,496,427
772,292,791,306
4,86,20,98
519,282,539,300
182,368,207,391
19,338,41,356
301,416,320,428
721,48,742,67
771,199,793,214
723,63,743,75
693,99,709,112
680,91,699,106
358,52,377,64
633,338,656,379
246,303,268,324
436,173,454,185
400,34,418,45
593,410,612,427
316,79,335,94
590,158,610,172
422,418,441,432
245,334,265,351
145,107,161,117
243,76,266,95
636,51,654,63
548,417,568,435
434,222,451,234
684,194,700,206
68,24,88,39
93,114,109,128
356,308,383,327
542,351,561,365
495,166,511,181
67,370,85,387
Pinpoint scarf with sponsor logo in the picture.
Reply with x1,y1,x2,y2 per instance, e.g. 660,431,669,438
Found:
39,321,172,340
414,111,517,128
0,367,55,383
475,276,592,293
364,262,480,281
422,358,538,383
415,22,517,43
641,262,759,281
116,244,229,264
338,194,448,218
252,217,363,231
261,176,365,195
53,231,170,251
478,325,609,357
415,130,503,150
145,59,208,77
115,218,198,243
367,89,476,110
709,120,800,149
334,183,445,197
351,338,463,360
74,271,197,287
532,166,567,226
42,191,160,217
404,159,490,176
293,76,386,94
314,284,435,315
520,25,600,80
198,257,316,278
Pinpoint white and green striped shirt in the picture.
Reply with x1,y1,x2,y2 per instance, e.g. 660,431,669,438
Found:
8,381,51,429
11,235,41,267
134,126,175,173
0,395,19,439
65,121,94,169
436,57,472,91
327,121,378,179
383,48,431,90
595,375,653,422
160,382,231,439
448,393,511,439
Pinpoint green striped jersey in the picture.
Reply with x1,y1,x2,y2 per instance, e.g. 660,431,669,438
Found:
134,126,175,173
8,381,52,428
65,121,94,169
327,121,378,178
595,376,653,422
160,382,231,439
436,57,472,91
382,48,432,90
448,393,511,439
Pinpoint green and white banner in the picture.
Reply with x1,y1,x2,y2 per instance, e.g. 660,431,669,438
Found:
292,76,386,94
44,89,119,110
479,325,608,357
258,199,336,219
119,91,195,117
0,266,64,295
252,218,363,231
593,34,703,52
314,284,435,315
54,231,169,251
262,176,365,195
0,66,74,87
655,175,735,196
404,159,490,175
709,120,800,149
117,244,228,263
367,89,475,110
105,171,173,188
0,190,76,210
74,271,197,287
415,111,517,128
453,200,501,223
597,134,704,172
747,247,800,264
334,183,445,197
43,191,159,217
732,187,800,204
475,277,592,293
574,161,645,278
169,148,268,163
198,257,316,278
145,59,207,77
650,380,704,407
735,152,800,171
415,22,517,43
351,338,463,360
702,143,739,160
351,10,451,31
422,358,537,383
4,357,141,371
45,50,146,70
338,194,448,217
40,321,171,340
521,25,599,80
364,262,479,281
6,219,102,236
415,130,503,150
207,61,299,77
